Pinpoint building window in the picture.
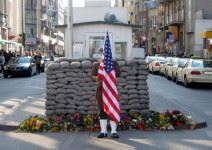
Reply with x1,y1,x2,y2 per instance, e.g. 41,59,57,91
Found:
151,16,157,29
114,42,127,59
89,36,105,58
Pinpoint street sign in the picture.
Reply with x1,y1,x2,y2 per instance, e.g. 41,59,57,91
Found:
25,37,37,45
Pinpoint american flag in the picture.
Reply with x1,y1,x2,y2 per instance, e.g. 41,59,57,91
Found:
98,32,120,123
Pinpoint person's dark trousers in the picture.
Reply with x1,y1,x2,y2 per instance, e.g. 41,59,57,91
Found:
1,65,4,74
36,64,41,74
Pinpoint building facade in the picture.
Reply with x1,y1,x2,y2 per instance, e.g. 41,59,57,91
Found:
0,0,23,53
40,0,65,57
24,0,65,56
0,0,9,50
25,0,41,51
158,0,212,57
157,0,184,56
115,0,143,47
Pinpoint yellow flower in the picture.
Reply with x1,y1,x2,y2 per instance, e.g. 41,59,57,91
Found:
160,114,165,120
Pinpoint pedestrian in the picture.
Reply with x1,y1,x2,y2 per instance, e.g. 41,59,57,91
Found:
34,52,42,74
92,47,121,139
0,52,5,75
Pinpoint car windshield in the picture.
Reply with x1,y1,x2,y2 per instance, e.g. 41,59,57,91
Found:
149,57,157,62
16,57,30,64
157,57,165,62
203,60,212,68
178,59,187,66
192,60,212,68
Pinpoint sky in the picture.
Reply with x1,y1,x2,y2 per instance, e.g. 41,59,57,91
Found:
64,0,116,7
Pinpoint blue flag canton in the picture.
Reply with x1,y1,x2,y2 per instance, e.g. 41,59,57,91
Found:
104,33,113,73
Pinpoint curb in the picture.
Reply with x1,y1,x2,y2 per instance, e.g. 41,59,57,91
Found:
0,124,19,131
0,122,207,132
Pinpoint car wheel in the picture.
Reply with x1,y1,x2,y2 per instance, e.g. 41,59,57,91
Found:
184,76,191,88
172,73,175,81
176,74,179,84
28,68,33,77
3,73,8,78
166,72,170,80
152,67,155,74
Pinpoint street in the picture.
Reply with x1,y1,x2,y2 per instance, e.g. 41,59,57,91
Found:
0,74,211,150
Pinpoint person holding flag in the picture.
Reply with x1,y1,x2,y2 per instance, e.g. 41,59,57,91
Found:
92,32,121,139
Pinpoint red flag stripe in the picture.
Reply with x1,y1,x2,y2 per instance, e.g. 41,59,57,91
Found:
103,77,120,108
103,103,119,123
102,95,120,122
104,71,118,94
108,71,117,84
102,88,120,114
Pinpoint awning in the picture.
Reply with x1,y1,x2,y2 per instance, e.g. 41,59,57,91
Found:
201,31,212,38
0,39,22,46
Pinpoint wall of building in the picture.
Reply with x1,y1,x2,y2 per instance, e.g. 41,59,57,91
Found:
8,0,22,36
73,7,128,24
194,19,212,56
85,0,111,7
147,8,159,55
195,0,212,19
73,24,132,58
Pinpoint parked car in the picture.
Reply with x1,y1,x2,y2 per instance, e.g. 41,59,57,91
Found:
166,58,179,80
145,56,157,64
171,58,188,82
160,57,173,76
3,56,37,78
176,58,212,87
145,56,158,70
148,57,165,73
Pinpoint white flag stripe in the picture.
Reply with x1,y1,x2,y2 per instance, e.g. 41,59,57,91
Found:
110,71,118,93
104,71,118,94
100,63,104,67
103,94,120,121
98,69,104,75
103,81,120,110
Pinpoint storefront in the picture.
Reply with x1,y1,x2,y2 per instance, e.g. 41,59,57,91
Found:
0,39,23,55
201,29,212,58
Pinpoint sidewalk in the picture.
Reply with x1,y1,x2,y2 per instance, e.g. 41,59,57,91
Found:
0,94,45,128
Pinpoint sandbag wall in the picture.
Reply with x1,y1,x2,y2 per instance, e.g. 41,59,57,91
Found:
45,58,149,115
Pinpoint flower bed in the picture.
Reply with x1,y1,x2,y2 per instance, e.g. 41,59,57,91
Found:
18,110,206,132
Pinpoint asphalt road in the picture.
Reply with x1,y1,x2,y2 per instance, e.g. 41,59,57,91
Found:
0,74,211,150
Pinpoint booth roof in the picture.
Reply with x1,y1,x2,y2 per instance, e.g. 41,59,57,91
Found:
55,21,142,29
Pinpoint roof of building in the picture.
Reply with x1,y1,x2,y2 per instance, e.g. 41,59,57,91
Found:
55,21,142,29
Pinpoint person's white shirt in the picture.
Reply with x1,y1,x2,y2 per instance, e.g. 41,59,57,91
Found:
0,55,5,65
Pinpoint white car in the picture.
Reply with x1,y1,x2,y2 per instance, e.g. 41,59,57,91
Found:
149,57,165,73
171,58,188,81
176,59,212,87
161,57,174,78
167,58,179,79
145,56,158,70
145,56,157,65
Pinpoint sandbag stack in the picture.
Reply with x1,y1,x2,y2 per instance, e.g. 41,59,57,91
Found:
117,59,149,114
45,58,149,116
